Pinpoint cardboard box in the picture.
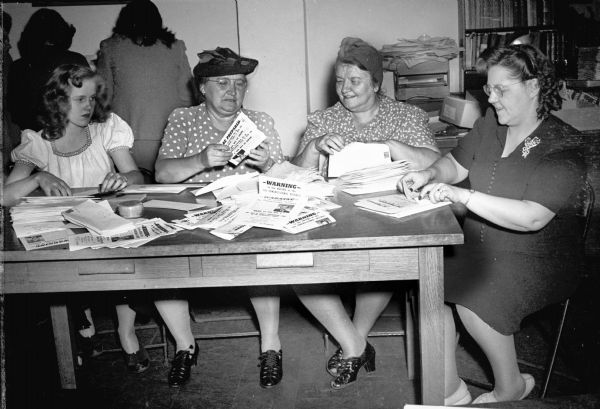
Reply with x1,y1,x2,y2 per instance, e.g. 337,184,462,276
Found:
439,95,482,128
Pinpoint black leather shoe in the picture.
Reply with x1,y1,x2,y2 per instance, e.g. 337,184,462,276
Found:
327,347,344,376
126,347,150,374
331,342,375,390
168,343,199,387
258,350,283,388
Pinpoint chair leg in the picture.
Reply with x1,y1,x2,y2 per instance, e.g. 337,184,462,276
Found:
541,299,570,399
404,290,415,381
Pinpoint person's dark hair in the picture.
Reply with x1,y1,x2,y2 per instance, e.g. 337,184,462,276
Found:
17,9,76,62
113,0,176,47
39,64,110,141
480,44,562,119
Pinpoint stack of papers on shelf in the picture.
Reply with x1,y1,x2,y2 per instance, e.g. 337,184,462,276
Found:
62,199,135,236
381,35,459,68
327,142,391,178
355,193,450,218
333,160,412,195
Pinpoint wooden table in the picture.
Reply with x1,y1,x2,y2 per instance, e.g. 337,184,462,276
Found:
2,191,463,405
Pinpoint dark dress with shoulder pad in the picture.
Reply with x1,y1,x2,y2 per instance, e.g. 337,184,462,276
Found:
445,108,587,335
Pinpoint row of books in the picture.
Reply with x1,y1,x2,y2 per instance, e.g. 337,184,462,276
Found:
578,47,600,81
464,0,555,30
464,30,565,70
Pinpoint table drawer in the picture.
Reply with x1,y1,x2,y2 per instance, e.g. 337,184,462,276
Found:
190,248,419,285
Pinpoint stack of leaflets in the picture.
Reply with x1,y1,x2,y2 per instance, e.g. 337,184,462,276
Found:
327,142,391,178
334,160,412,195
62,199,135,236
68,218,182,250
354,193,450,218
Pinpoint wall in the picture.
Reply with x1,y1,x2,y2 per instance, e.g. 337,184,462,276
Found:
3,0,459,157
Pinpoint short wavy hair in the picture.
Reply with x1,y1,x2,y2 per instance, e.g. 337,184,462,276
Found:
480,44,562,119
39,64,110,141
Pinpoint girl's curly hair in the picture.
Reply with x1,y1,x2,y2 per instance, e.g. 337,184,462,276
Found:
480,44,562,119
39,64,110,141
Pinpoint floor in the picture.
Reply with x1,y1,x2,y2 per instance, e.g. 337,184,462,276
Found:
3,257,600,409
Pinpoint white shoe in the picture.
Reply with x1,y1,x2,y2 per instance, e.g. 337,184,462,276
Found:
472,373,535,404
444,379,472,406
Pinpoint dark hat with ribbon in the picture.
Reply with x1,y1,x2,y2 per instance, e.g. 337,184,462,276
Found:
336,37,383,85
193,47,258,79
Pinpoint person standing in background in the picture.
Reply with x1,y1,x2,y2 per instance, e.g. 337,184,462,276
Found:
7,8,89,133
96,0,196,174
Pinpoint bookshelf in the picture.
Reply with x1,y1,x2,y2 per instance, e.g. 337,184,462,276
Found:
457,0,565,92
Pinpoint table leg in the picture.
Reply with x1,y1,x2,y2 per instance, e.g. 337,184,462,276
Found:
49,302,77,389
418,246,444,405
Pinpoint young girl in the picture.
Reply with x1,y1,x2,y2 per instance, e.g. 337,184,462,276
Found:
7,63,149,372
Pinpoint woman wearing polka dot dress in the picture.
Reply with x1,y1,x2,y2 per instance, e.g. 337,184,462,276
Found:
154,47,285,389
291,37,441,390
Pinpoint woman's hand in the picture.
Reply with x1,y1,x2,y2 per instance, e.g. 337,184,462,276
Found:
397,170,434,200
246,141,273,171
419,183,470,204
99,171,129,193
314,133,346,155
35,171,72,197
196,144,232,169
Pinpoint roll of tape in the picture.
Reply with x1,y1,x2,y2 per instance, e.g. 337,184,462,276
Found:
117,200,144,218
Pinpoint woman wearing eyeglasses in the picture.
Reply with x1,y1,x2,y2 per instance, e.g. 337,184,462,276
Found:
154,47,285,388
398,44,586,405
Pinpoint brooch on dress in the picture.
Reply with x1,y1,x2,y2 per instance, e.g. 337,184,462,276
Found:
522,136,541,158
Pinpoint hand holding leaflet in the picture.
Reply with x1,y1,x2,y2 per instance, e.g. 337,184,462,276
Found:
219,111,267,166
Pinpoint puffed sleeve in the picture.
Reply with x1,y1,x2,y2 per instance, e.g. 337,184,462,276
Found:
253,111,285,163
96,39,114,103
524,148,586,214
11,130,50,169
297,109,328,152
176,40,195,106
100,113,134,152
157,108,192,160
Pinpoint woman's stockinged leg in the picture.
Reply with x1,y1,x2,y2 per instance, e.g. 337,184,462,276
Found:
294,285,365,357
154,299,195,351
456,304,526,401
116,303,139,354
444,305,461,397
352,288,393,338
248,286,281,352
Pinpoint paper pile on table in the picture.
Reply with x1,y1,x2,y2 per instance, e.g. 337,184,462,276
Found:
355,193,450,218
333,160,412,195
62,199,135,236
381,35,459,69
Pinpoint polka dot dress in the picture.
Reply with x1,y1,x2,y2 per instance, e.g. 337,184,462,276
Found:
157,104,285,183
298,95,436,151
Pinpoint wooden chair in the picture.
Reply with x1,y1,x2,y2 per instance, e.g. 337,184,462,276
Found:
323,287,416,380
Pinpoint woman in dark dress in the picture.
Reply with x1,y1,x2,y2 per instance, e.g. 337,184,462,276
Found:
399,44,586,405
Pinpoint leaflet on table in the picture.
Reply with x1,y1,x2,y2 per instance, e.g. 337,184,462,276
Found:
19,229,71,251
354,194,451,218
219,111,266,166
143,199,207,212
327,142,392,178
191,172,258,197
62,199,135,236
122,184,206,194
232,175,308,230
282,209,336,234
12,221,77,238
68,218,181,250
171,204,242,230
210,223,253,240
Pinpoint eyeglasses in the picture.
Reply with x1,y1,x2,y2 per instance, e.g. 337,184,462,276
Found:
206,78,248,90
483,81,523,98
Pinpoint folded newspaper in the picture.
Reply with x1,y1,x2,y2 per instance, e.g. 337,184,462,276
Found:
219,111,266,166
